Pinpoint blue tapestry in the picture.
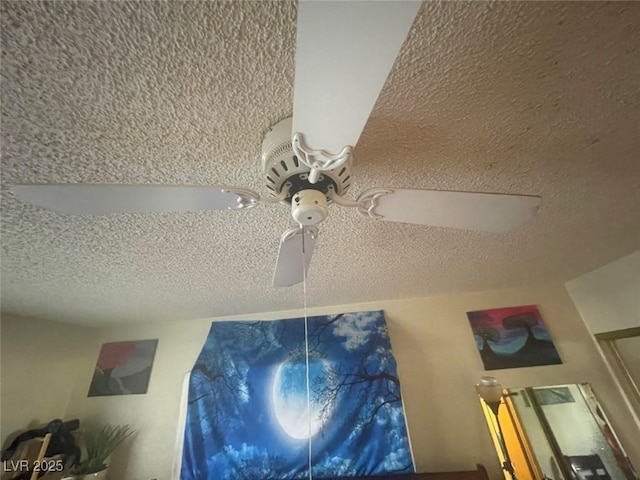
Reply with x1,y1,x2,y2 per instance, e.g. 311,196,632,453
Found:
181,310,414,480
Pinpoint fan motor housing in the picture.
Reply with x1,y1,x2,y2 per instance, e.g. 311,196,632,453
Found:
261,117,352,204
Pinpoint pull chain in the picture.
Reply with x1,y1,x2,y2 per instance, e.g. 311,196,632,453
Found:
301,226,312,480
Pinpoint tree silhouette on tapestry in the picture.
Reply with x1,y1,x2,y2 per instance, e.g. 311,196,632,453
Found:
311,314,406,453
467,305,561,370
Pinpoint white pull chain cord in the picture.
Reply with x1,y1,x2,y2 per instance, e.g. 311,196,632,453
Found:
301,225,313,480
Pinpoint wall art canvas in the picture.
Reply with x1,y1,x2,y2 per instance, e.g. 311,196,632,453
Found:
467,305,562,370
88,339,158,396
181,310,414,480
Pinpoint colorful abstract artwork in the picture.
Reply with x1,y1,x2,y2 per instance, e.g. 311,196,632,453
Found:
467,305,562,370
181,310,414,480
87,339,158,396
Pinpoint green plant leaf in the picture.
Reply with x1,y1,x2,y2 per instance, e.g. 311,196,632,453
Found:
71,424,134,474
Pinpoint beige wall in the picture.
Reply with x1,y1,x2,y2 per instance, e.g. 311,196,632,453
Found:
565,250,640,334
60,283,640,480
0,314,97,445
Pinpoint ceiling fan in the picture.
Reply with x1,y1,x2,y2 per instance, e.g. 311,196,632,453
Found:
11,1,541,288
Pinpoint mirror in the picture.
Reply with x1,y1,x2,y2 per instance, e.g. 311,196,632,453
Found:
479,383,638,480
595,328,640,413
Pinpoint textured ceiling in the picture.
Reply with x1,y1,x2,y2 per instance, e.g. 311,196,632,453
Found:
2,1,639,325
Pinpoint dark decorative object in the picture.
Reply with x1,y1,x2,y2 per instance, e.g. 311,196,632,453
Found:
1,418,80,465
467,305,561,370
88,340,158,396
564,454,612,480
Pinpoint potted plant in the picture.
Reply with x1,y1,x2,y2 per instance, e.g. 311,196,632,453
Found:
67,424,133,479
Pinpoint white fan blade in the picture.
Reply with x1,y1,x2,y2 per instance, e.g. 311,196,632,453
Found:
359,189,542,232
12,184,260,215
273,226,318,287
292,1,421,153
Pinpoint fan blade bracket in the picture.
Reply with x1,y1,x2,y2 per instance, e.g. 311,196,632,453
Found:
327,186,358,208
356,188,394,219
258,182,292,205
281,225,318,244
221,186,261,209
291,132,352,184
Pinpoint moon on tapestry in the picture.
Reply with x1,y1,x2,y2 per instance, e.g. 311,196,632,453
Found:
272,358,329,439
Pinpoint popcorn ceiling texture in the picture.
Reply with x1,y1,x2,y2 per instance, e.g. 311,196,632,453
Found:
1,1,639,325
